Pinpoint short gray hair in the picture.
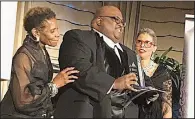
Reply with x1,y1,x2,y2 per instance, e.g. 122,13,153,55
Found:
137,28,157,45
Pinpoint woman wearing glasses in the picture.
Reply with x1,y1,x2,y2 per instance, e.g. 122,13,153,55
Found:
135,28,172,118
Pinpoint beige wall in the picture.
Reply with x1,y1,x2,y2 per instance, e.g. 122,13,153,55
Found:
0,81,9,100
138,1,194,63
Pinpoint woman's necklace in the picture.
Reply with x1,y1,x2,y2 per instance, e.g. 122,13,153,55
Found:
143,60,156,76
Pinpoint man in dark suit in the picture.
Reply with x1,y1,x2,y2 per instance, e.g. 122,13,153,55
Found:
54,6,140,118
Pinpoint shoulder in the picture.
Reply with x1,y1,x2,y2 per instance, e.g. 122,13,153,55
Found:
150,64,172,89
158,64,170,74
120,43,136,56
15,43,36,58
63,29,95,42
13,45,29,59
64,29,93,38
154,64,171,79
119,44,138,67
12,46,31,68
62,29,97,50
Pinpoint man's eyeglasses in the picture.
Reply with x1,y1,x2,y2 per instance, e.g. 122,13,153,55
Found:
135,40,155,48
99,16,126,27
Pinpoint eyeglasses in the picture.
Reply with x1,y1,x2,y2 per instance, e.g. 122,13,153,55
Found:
99,16,126,27
135,40,155,48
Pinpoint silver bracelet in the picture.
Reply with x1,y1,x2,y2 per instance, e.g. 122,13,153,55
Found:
48,82,58,97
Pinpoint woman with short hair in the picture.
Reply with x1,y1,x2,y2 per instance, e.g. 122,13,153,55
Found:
0,7,79,118
135,28,172,118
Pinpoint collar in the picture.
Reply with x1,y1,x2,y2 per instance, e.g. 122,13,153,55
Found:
23,35,43,50
93,28,123,52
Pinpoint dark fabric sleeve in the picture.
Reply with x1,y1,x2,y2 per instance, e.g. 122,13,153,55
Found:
152,67,172,116
154,67,172,116
162,77,172,115
58,30,115,101
11,52,51,114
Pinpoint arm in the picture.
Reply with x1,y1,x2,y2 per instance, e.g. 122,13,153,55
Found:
11,52,79,113
11,53,49,111
162,79,172,118
59,30,115,101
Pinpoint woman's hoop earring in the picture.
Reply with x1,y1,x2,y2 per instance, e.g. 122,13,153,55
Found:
36,36,40,42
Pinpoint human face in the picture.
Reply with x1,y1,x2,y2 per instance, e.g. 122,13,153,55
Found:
39,18,60,47
135,33,157,60
98,7,125,43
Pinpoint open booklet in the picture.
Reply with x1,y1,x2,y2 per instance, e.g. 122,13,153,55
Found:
123,85,167,109
133,85,166,93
